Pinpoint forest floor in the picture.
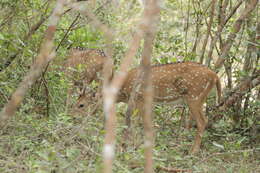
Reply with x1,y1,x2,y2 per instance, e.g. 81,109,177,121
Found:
0,104,259,173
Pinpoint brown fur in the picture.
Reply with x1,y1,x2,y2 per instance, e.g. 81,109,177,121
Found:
62,47,106,105
74,61,221,154
64,47,106,85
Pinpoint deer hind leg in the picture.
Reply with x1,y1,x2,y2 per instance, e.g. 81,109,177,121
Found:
187,100,208,154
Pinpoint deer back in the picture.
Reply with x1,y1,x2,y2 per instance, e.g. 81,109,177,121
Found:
119,62,219,103
75,62,220,109
63,47,106,87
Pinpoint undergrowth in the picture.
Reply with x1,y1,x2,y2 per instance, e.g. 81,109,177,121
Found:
0,102,259,173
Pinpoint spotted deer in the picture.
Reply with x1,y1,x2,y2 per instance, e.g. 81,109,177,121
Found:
74,61,221,153
61,47,106,105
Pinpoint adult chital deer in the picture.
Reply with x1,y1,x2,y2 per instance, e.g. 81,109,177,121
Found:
74,61,221,153
61,47,106,105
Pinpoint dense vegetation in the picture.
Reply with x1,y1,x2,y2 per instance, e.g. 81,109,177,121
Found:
0,0,259,172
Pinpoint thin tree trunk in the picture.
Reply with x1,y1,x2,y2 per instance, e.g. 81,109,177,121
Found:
243,18,258,73
139,2,160,170
101,23,143,173
237,13,258,123
199,0,217,63
224,61,232,89
218,0,229,50
184,0,191,57
191,0,201,54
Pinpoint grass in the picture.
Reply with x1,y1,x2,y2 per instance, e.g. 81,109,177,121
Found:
0,103,259,173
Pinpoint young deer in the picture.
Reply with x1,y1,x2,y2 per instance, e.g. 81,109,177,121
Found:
61,47,106,105
75,62,221,154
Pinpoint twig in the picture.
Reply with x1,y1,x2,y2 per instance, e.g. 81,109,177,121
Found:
56,13,81,52
42,75,50,117
0,89,9,102
157,166,192,173
223,0,244,26
0,13,15,30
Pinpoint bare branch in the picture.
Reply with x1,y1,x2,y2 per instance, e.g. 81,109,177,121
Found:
157,166,192,173
206,0,244,66
56,13,81,51
215,0,258,69
223,0,244,27
220,70,260,110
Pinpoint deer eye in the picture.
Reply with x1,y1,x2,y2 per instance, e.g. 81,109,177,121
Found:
79,104,84,108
